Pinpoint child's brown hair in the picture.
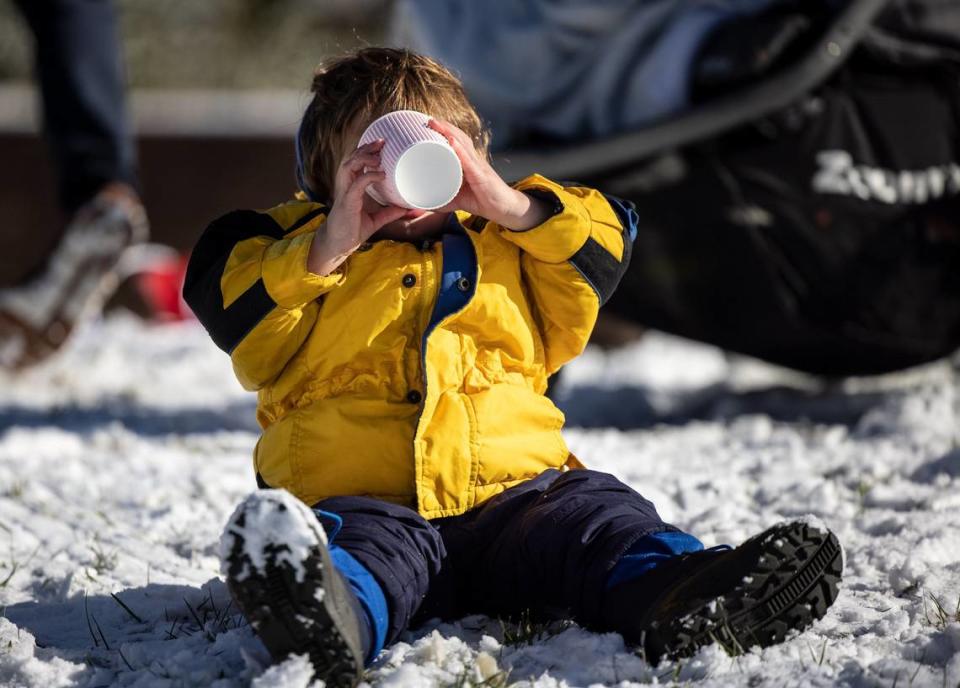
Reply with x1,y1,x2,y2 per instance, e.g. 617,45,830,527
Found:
296,47,490,204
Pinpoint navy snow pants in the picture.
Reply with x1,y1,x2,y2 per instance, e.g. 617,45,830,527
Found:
313,469,679,645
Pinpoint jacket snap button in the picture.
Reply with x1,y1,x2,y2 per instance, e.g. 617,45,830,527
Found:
406,389,422,404
456,276,471,292
402,273,417,288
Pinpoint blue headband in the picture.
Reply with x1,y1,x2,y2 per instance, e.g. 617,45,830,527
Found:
294,113,322,202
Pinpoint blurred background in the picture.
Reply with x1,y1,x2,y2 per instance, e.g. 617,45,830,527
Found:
0,0,957,371
0,0,387,316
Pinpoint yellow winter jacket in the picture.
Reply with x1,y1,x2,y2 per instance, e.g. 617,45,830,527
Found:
184,175,634,519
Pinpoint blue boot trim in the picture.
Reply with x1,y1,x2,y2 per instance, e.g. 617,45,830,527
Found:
328,544,388,664
312,507,386,665
607,531,708,589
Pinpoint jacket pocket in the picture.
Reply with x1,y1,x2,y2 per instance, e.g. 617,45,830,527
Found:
470,383,568,486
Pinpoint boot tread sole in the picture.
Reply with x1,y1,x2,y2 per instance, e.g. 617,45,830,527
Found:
651,521,843,661
225,507,364,688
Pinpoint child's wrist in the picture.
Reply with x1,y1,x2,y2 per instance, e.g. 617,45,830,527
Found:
494,190,553,232
308,230,353,276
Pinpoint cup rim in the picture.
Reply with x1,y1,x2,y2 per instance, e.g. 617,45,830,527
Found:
393,139,462,210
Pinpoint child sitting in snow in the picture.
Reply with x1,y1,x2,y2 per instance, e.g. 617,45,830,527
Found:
183,47,843,686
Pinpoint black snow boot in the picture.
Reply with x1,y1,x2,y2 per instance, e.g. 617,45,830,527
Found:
601,521,843,664
221,490,368,688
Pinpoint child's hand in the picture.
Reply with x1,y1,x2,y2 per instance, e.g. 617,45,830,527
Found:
428,119,553,231
308,140,410,275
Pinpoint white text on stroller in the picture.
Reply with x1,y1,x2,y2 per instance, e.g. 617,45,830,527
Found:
813,150,960,204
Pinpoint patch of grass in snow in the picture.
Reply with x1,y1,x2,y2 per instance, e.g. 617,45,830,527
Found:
629,638,682,680
110,592,145,623
87,542,118,577
655,661,682,684
498,609,570,647
856,480,873,512
883,655,931,688
810,637,829,666
95,509,114,526
2,480,25,499
180,587,247,641
98,588,246,676
923,591,960,629
84,591,112,650
0,530,40,589
448,664,512,688
796,637,830,673
707,622,749,658
0,560,21,587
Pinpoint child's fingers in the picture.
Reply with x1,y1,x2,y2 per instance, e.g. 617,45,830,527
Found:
344,170,386,204
341,153,382,175
426,118,449,135
346,142,385,167
428,119,475,151
428,119,463,152
355,139,386,153
337,142,384,172
334,147,383,197
427,117,456,139
340,146,383,173
369,204,410,229
428,119,480,176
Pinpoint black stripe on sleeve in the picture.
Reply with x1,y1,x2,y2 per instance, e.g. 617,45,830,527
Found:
568,193,636,305
183,209,287,353
215,278,276,353
569,237,624,305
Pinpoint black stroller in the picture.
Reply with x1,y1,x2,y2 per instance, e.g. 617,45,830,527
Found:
495,0,960,376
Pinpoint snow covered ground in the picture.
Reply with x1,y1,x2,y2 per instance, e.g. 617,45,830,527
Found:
0,314,958,687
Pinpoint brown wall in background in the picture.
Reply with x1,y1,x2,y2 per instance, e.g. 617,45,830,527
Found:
0,134,295,286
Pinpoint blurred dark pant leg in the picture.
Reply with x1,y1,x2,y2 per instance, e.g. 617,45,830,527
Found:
13,0,138,212
313,496,448,645
428,469,679,628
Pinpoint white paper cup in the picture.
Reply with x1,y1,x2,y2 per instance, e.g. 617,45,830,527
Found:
357,110,463,210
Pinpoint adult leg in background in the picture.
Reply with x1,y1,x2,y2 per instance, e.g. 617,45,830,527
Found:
12,0,138,210
0,0,147,369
